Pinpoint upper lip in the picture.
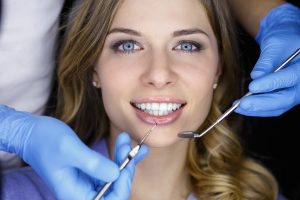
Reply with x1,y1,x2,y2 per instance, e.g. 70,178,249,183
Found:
130,96,186,104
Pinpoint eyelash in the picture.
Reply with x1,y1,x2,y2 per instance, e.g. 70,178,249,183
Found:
110,40,203,54
173,40,202,53
111,40,142,54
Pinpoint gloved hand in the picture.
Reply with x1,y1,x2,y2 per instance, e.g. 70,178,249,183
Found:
235,3,300,117
99,132,148,200
0,105,148,200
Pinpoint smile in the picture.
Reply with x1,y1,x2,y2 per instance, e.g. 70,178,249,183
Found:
132,102,184,116
130,99,186,125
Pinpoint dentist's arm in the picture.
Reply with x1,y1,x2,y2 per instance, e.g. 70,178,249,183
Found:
0,105,147,199
229,0,285,36
229,1,300,117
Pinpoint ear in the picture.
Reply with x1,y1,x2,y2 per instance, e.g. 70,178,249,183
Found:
214,63,222,83
92,68,101,88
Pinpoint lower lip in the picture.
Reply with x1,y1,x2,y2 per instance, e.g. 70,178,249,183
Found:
134,107,183,125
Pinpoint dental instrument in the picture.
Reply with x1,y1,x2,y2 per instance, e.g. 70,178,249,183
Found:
178,48,300,139
94,123,157,200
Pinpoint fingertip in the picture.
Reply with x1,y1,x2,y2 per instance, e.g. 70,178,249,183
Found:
115,144,131,164
235,106,250,115
239,98,252,111
234,107,242,114
139,145,149,157
114,132,131,159
133,145,149,163
232,100,239,106
140,145,149,155
81,150,120,182
248,81,261,93
251,70,266,79
117,132,131,143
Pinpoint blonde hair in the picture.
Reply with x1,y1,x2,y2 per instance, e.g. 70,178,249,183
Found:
56,0,278,199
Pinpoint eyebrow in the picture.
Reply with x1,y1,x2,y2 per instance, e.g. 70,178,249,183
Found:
108,27,209,38
108,28,141,36
173,28,209,37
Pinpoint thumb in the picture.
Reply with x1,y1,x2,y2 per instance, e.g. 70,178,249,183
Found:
251,46,280,79
66,139,119,182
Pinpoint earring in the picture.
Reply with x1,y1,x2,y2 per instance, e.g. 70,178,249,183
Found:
92,81,97,87
213,83,218,90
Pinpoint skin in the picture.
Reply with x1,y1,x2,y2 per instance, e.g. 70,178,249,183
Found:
93,0,221,199
229,0,285,36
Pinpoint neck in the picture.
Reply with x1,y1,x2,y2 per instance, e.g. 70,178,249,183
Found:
107,131,192,200
133,141,191,200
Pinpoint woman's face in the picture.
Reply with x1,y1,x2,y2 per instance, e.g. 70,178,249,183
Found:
94,0,220,147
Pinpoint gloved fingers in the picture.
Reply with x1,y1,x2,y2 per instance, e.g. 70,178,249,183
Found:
94,133,136,200
249,62,300,93
235,88,298,117
132,145,148,164
102,161,135,200
114,132,132,164
64,139,119,182
234,106,287,117
93,132,132,191
251,41,300,79
49,167,98,200
251,45,282,79
114,132,149,165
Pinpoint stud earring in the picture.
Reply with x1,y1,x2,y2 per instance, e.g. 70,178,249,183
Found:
92,81,97,87
213,83,218,90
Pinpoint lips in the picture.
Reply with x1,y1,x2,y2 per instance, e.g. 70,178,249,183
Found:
130,98,186,125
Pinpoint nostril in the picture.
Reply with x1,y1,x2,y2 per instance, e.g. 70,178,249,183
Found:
144,71,176,88
141,60,177,88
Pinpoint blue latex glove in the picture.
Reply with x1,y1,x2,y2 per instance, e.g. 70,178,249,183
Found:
235,3,300,117
98,132,148,200
0,105,148,200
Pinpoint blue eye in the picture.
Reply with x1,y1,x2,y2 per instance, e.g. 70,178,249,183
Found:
112,40,142,53
174,41,201,52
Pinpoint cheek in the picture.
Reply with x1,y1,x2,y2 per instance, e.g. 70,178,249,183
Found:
186,80,214,130
98,68,128,109
96,60,140,127
178,60,218,130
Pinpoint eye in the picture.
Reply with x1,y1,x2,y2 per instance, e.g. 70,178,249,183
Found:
111,40,143,53
173,41,202,52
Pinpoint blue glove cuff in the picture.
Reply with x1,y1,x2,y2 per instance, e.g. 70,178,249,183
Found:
256,3,300,44
0,105,36,157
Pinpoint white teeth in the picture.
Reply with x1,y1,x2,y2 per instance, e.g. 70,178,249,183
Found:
133,102,183,116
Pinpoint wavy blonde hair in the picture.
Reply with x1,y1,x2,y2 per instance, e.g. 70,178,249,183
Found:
56,0,278,199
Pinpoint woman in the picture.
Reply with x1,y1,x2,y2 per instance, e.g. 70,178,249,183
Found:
2,0,281,199
57,0,280,199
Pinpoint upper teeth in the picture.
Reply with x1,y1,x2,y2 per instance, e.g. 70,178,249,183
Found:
134,102,182,116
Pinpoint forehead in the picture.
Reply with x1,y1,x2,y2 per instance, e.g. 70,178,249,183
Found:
111,0,212,34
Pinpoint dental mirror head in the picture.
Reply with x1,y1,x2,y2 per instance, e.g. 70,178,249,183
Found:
177,131,200,138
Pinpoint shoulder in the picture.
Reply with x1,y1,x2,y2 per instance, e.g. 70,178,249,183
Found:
278,194,288,200
1,166,56,200
0,0,64,114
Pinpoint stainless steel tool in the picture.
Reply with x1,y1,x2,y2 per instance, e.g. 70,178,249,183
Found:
94,123,157,200
178,48,300,139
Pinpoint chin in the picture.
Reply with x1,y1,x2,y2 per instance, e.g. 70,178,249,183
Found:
142,130,184,148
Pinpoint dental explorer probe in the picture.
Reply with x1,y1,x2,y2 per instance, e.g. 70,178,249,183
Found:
94,123,157,200
178,48,300,139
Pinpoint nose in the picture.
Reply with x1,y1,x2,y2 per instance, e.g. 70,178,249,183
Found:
141,51,177,89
